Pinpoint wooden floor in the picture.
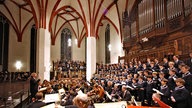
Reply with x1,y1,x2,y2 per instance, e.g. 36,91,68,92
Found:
0,80,30,108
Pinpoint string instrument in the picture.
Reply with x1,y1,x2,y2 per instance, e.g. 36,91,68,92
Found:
87,84,105,99
73,83,105,108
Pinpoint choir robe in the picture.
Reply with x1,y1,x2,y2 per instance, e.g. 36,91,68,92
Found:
171,86,189,108
160,85,171,105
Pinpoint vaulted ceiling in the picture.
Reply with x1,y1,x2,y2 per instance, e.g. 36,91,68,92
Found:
0,0,136,47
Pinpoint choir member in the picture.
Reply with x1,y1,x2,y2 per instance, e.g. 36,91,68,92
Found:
145,75,155,106
160,79,170,105
168,69,178,92
171,78,189,108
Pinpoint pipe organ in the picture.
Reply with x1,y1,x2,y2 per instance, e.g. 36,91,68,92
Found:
131,21,136,37
154,0,165,28
138,0,153,35
167,0,183,20
122,0,192,63
184,0,192,16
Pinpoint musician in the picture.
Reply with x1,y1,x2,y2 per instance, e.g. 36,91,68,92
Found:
105,81,113,94
119,85,131,102
160,79,170,105
110,84,121,102
30,73,40,99
46,86,56,94
61,88,77,106
28,92,46,108
171,78,189,108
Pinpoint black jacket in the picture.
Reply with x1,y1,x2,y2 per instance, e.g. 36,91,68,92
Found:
30,77,40,97
120,90,131,101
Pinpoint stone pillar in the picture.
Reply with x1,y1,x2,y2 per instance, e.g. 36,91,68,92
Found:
86,37,96,81
36,28,51,81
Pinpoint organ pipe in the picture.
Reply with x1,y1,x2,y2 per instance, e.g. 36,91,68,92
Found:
184,0,192,16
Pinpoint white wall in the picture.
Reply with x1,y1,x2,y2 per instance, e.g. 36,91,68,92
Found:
71,36,86,61
96,22,124,64
51,26,86,62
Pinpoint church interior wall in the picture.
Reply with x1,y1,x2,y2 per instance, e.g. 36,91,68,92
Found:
8,22,33,72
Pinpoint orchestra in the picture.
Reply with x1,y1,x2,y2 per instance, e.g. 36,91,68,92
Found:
28,55,192,108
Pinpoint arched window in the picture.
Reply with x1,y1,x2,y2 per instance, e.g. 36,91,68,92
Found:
61,28,72,60
30,25,37,72
0,15,9,72
105,24,110,64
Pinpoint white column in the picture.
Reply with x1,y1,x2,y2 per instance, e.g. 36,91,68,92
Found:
86,37,96,81
36,28,51,81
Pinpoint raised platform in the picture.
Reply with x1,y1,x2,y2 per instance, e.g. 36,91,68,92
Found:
0,81,30,108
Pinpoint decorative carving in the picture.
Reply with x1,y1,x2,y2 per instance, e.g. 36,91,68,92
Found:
169,18,181,30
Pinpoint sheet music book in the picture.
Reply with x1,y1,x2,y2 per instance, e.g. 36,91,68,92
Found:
153,88,164,95
43,93,60,103
39,87,47,92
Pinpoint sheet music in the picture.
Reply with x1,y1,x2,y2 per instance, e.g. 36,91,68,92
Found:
43,93,60,103
77,90,83,95
126,85,134,90
153,88,164,95
38,87,47,92
58,88,65,94
105,91,112,100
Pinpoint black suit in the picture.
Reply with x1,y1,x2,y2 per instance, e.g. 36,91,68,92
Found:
120,90,131,101
30,77,40,98
28,101,46,108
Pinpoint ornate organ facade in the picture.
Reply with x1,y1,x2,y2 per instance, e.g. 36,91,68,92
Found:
121,0,192,63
